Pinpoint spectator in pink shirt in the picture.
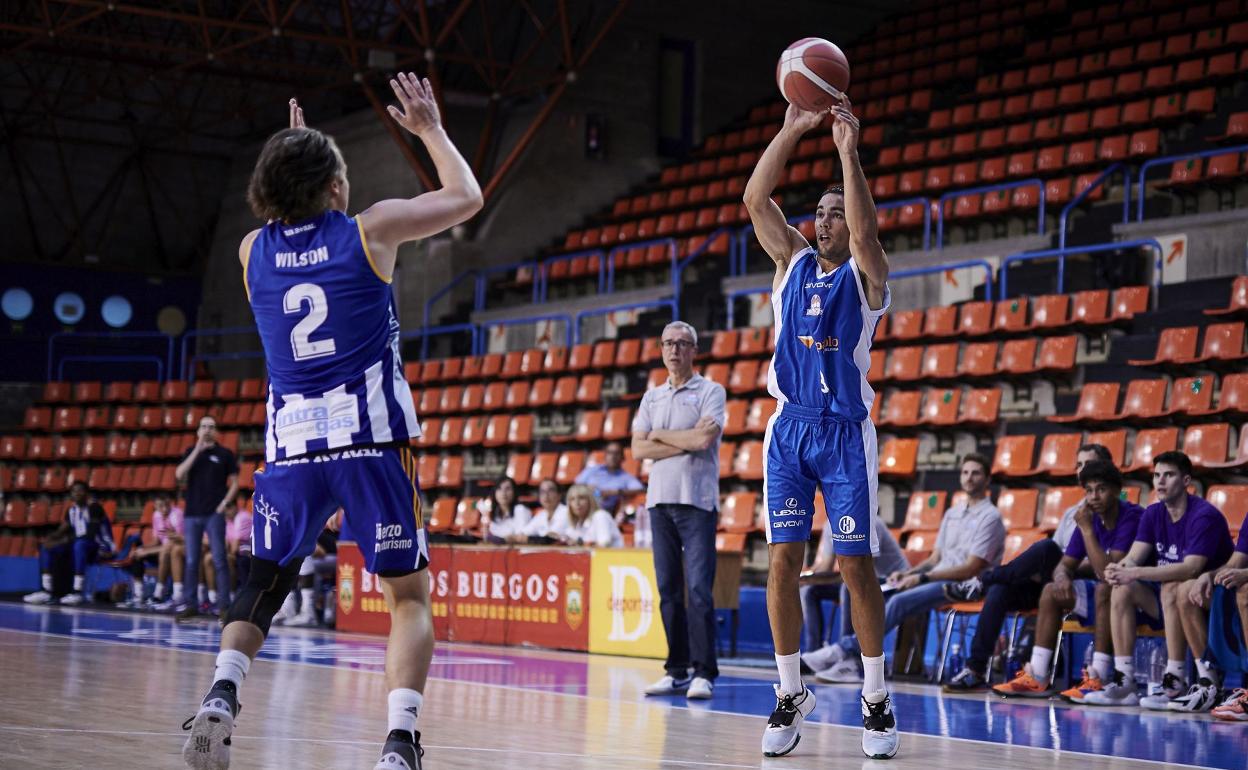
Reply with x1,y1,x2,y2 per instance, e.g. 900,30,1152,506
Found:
118,495,185,609
227,499,253,591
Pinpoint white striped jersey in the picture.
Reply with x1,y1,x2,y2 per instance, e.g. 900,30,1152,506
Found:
246,210,420,462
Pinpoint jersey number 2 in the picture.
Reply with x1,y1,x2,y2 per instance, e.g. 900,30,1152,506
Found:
284,283,337,361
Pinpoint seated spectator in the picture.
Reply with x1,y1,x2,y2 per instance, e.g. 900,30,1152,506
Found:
941,444,1115,693
807,453,1006,683
1189,524,1248,721
517,479,566,542
23,481,115,606
226,498,252,591
118,495,185,608
481,477,532,544
1087,451,1234,710
989,460,1146,699
551,484,623,548
575,441,643,514
801,516,908,657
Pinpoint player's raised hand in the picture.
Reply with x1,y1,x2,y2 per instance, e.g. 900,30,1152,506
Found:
783,103,826,135
289,98,305,129
831,94,860,153
387,72,441,137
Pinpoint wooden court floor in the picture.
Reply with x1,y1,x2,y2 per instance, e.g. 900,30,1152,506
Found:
0,605,1238,769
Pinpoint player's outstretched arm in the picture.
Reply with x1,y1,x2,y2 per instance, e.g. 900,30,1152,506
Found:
832,96,888,308
743,105,823,281
358,72,484,272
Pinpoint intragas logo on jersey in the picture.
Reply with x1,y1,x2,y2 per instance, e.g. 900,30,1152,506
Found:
797,335,839,352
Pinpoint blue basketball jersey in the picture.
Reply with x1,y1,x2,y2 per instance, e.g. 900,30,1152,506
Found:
767,249,888,419
246,210,420,462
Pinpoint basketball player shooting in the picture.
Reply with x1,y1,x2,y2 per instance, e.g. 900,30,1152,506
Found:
743,95,898,759
181,73,482,770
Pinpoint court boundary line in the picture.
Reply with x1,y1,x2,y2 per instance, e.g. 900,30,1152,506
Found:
0,616,1227,770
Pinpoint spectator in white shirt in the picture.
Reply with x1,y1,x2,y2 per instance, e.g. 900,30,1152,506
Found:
482,477,532,544
551,484,622,548
519,479,567,542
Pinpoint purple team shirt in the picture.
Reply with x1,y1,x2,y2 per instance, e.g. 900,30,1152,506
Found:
1065,500,1144,562
1134,494,1233,570
1236,525,1247,556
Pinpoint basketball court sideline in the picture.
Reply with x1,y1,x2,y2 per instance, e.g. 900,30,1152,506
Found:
0,603,1236,769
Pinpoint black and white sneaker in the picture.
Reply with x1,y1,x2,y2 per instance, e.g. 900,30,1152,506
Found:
761,685,817,757
1168,678,1219,713
943,667,987,693
861,693,900,759
374,729,424,770
943,577,983,603
182,680,240,770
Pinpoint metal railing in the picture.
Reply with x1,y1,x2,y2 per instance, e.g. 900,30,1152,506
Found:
47,331,174,382
536,250,607,300
1135,143,1248,221
402,323,482,361
672,227,733,310
893,259,998,302
936,179,1045,249
1058,163,1130,251
573,300,678,344
605,237,677,294
478,314,573,353
57,355,165,382
998,238,1164,299
179,326,260,381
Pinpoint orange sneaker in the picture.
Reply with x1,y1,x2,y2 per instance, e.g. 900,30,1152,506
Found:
1211,688,1248,722
992,669,1053,699
1059,669,1104,703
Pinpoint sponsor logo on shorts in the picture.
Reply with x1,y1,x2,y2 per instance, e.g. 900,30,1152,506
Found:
376,522,413,553
797,334,839,353
771,497,808,528
838,515,856,534
255,495,281,551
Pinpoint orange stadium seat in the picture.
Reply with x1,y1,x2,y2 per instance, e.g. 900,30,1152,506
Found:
745,398,777,434
1085,429,1128,467
1124,427,1181,474
1206,276,1248,316
1114,379,1168,422
723,399,749,436
959,342,999,378
729,360,760,395
1127,327,1199,366
720,492,759,533
919,387,960,427
999,338,1038,374
461,416,487,447
1040,487,1084,532
886,347,923,382
903,492,946,533
878,438,918,478
556,451,586,485
879,391,922,428
576,374,603,404
992,434,1036,477
921,343,959,379
1164,375,1215,416
1207,485,1248,534
427,498,457,533
1111,286,1150,321
733,441,765,480
997,489,1039,530
603,407,633,441
923,306,957,338
1050,382,1120,424
1194,322,1247,363
1184,423,1231,469
508,415,534,446
506,453,533,485
718,441,737,479
437,456,464,489
482,382,507,411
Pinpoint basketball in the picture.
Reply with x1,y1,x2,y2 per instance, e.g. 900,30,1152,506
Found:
776,37,851,112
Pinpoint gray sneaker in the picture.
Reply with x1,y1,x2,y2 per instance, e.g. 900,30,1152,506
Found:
761,685,816,757
1083,671,1139,707
643,674,691,696
182,681,239,770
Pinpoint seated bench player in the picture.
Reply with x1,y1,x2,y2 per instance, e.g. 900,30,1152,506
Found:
1086,452,1233,710
23,481,115,606
1185,515,1248,720
989,460,1146,699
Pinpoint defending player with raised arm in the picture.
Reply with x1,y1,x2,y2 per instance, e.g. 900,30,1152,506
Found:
743,95,898,761
183,73,480,770
742,95,887,307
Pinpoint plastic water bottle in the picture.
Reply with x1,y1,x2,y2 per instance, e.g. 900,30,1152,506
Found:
949,643,964,679
1147,639,1166,696
1081,641,1095,678
1005,638,1024,680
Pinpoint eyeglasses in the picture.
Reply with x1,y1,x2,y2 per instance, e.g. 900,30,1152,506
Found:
660,339,695,350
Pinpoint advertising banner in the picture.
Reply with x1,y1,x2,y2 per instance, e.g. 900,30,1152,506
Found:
588,548,668,659
337,542,591,651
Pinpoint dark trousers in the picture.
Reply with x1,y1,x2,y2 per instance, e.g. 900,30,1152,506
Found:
650,503,719,681
40,539,98,576
967,538,1064,672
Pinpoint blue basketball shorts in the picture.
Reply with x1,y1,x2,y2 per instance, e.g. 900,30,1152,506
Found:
252,444,429,575
762,401,879,556
1072,578,1164,630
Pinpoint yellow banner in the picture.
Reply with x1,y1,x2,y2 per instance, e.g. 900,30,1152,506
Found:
588,548,668,659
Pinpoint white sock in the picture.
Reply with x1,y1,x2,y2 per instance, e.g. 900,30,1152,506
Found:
775,651,803,696
173,582,184,602
42,574,53,592
861,654,886,699
300,588,315,612
208,589,218,604
154,583,166,600
1092,652,1112,681
1114,655,1135,682
213,649,251,688
387,688,423,738
73,575,84,592
131,579,144,598
1166,659,1185,678
1195,658,1214,682
1029,646,1054,680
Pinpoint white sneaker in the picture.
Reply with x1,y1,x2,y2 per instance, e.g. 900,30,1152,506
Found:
152,598,179,612
59,593,87,606
644,674,691,696
1139,692,1173,711
861,691,900,759
182,683,238,770
815,657,863,684
287,611,319,628
1168,678,1219,713
761,684,816,757
23,590,53,604
800,643,845,673
687,677,713,700
271,603,296,626
1083,672,1139,707
1140,671,1186,710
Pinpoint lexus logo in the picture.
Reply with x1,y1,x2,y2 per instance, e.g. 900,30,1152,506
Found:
785,498,798,509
